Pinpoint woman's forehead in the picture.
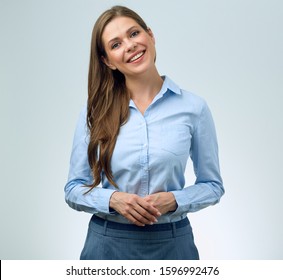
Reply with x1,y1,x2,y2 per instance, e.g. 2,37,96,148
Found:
102,17,139,42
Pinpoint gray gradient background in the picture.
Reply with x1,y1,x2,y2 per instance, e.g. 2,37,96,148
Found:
0,0,282,259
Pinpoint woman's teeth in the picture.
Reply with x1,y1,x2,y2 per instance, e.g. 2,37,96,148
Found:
129,52,144,62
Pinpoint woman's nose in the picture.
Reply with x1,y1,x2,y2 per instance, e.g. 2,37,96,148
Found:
125,40,137,52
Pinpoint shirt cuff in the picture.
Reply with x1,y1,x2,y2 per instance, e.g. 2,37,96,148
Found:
170,190,186,214
91,188,118,215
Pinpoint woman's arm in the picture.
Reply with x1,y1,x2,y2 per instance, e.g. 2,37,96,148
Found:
64,107,117,214
171,101,224,214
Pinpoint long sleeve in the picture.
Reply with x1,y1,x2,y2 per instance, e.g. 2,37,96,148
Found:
64,107,116,214
171,101,224,214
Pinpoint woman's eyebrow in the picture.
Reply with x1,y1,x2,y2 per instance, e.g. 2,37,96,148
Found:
107,25,139,45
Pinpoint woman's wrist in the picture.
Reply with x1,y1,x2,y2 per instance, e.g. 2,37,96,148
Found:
167,192,177,212
109,191,119,210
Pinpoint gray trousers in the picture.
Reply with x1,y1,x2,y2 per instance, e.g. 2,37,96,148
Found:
80,215,199,260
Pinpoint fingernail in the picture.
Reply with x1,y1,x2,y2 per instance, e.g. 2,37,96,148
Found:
157,212,162,216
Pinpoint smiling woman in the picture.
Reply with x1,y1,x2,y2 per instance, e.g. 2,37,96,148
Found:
64,5,224,260
101,17,156,79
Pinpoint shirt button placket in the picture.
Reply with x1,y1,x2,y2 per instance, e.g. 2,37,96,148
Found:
140,116,149,196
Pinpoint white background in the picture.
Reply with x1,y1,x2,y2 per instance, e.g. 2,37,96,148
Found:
0,0,282,259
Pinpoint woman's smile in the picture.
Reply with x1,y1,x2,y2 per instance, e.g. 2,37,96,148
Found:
127,51,145,63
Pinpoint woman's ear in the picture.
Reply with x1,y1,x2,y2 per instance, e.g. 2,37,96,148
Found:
147,28,155,44
101,56,117,70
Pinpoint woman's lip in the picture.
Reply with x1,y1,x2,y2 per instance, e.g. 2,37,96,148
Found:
127,51,145,63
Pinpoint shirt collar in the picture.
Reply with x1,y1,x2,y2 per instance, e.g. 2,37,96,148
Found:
159,75,182,96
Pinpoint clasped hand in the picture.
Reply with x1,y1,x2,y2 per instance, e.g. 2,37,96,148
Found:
109,192,177,226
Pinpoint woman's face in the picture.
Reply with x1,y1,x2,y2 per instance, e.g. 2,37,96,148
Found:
101,16,156,79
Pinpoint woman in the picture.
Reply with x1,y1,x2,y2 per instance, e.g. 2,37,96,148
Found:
65,5,224,260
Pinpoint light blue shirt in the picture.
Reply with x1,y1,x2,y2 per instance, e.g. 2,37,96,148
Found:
65,76,224,224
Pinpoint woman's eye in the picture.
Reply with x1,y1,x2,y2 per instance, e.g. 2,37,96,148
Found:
111,42,120,49
130,30,140,38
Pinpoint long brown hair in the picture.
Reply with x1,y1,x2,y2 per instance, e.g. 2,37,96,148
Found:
87,6,149,190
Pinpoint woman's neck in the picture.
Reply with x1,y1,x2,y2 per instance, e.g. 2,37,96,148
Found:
126,68,163,106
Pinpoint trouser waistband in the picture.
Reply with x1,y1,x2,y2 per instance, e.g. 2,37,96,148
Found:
91,214,189,232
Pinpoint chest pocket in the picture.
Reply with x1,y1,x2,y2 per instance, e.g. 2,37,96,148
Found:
161,124,191,156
